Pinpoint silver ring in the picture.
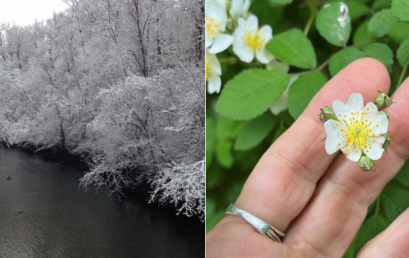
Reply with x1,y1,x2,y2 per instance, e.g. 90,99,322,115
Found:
225,203,285,242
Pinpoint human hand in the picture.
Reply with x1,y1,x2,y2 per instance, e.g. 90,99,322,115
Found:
206,58,409,258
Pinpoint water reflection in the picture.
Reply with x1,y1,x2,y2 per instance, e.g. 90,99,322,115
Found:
0,147,204,257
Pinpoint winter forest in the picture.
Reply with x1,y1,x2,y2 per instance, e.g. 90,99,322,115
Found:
0,0,205,220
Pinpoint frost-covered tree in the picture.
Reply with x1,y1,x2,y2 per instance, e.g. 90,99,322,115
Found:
0,0,204,220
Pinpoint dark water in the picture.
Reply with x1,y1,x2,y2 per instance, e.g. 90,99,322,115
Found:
0,147,204,258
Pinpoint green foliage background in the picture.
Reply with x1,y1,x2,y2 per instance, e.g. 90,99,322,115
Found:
206,0,409,256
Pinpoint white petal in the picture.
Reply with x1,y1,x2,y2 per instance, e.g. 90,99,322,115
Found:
363,102,379,121
207,52,221,75
207,74,221,94
346,93,364,112
256,49,274,64
324,120,344,155
241,0,250,15
233,46,254,63
364,139,385,160
259,25,273,42
246,15,258,30
371,113,389,135
229,0,242,17
333,100,349,119
206,36,214,48
206,2,227,31
208,34,234,54
344,144,362,162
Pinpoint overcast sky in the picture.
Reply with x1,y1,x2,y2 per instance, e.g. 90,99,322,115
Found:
0,0,68,26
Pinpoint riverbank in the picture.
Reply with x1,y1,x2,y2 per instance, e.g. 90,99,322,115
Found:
0,143,202,222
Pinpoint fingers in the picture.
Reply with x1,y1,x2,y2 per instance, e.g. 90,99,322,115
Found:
357,208,409,258
233,58,390,232
284,76,409,257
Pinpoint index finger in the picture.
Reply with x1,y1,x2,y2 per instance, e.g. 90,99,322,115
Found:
234,58,390,231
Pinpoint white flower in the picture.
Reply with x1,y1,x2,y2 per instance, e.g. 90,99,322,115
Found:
232,15,274,64
206,0,234,54
206,51,222,94
324,93,389,162
230,0,250,18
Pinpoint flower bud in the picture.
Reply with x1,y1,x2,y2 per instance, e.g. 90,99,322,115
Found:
359,155,374,171
375,91,392,110
319,107,339,122
382,133,391,149
378,111,390,122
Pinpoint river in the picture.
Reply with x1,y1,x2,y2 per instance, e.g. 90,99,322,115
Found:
0,147,204,257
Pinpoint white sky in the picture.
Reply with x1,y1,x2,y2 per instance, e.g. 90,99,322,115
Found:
0,0,68,26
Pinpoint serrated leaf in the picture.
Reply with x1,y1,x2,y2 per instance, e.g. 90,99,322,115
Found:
216,139,234,168
329,48,364,77
397,37,409,66
392,0,409,22
268,0,293,5
234,112,278,151
288,72,327,119
316,2,351,47
362,43,394,73
353,21,373,45
388,22,409,44
368,9,398,38
343,0,370,19
373,0,392,10
354,215,388,256
266,29,317,69
216,69,290,120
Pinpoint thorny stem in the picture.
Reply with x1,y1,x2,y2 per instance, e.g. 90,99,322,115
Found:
397,65,408,88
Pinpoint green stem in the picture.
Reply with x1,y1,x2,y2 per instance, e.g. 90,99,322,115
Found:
397,65,408,88
304,14,316,36
315,58,330,71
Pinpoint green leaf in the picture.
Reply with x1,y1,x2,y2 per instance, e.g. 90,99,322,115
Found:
353,21,373,45
273,125,286,142
216,116,239,140
206,116,217,150
395,160,409,187
216,69,290,120
362,43,394,73
343,0,370,19
216,139,234,168
373,0,392,10
397,37,409,66
234,112,278,151
316,2,351,47
354,215,388,256
329,48,364,77
268,0,293,5
343,234,358,258
388,22,409,44
392,0,409,21
266,29,317,69
368,9,398,38
288,72,328,119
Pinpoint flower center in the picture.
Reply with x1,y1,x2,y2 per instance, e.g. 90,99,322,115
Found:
337,108,381,156
206,17,220,38
206,57,213,81
243,29,265,52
